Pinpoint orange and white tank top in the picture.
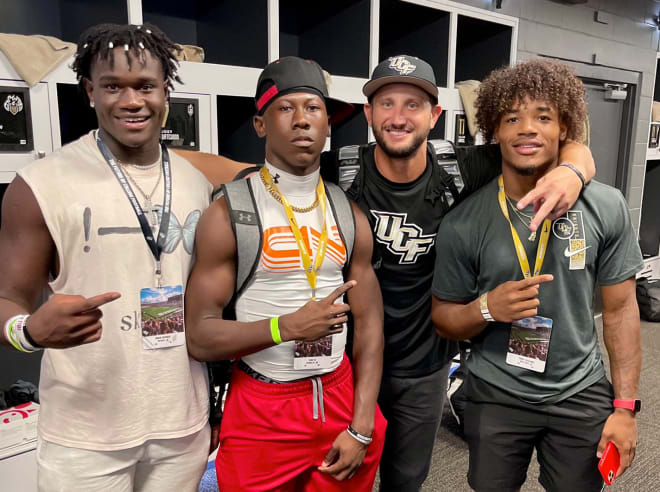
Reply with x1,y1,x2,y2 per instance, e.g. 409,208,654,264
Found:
238,162,348,381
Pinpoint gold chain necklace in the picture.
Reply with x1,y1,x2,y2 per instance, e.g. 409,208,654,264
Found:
121,161,162,226
259,167,319,213
122,164,162,201
505,195,537,242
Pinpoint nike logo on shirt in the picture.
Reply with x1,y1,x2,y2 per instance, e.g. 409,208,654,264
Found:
564,245,591,257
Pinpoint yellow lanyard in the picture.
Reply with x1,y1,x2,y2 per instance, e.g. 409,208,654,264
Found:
261,166,329,299
497,175,551,279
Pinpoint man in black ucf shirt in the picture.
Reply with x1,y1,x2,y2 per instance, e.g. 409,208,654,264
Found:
182,54,595,492
320,55,594,492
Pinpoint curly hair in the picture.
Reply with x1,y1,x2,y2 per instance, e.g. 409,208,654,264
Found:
475,59,587,143
71,23,182,92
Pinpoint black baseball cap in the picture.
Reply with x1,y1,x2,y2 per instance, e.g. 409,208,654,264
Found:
363,55,438,103
255,56,353,123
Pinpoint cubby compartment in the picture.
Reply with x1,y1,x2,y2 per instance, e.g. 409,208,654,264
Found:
455,15,512,83
279,0,370,78
640,160,660,256
1,0,127,43
217,95,264,165
330,104,368,150
57,83,97,146
379,0,450,88
142,0,268,68
429,112,446,141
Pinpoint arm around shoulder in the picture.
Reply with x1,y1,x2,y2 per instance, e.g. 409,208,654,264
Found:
173,149,255,189
559,140,595,183
519,140,595,230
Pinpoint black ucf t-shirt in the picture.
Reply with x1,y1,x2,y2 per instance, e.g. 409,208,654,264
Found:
322,143,500,377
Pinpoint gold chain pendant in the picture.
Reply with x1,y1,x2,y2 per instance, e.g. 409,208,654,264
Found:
259,167,319,213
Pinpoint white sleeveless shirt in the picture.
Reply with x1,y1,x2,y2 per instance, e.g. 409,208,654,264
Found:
238,163,348,381
18,131,211,451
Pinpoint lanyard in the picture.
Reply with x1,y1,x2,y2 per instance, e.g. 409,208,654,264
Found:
96,132,172,286
497,175,551,279
260,166,329,300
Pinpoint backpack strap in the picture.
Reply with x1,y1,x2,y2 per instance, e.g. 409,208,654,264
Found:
324,181,355,274
221,179,262,297
223,177,355,295
342,144,374,202
426,141,460,211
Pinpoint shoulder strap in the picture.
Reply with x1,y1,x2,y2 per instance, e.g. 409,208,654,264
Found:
221,179,262,297
234,165,261,181
342,144,375,201
426,141,460,210
324,181,355,275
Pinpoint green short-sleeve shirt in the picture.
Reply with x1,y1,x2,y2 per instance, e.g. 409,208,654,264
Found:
432,179,643,403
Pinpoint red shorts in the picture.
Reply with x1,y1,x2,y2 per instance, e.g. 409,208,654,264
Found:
216,355,387,492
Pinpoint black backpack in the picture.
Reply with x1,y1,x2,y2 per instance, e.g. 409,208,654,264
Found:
637,277,660,322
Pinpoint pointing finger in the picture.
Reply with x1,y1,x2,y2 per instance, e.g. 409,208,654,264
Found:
322,281,356,305
519,275,554,289
81,292,121,312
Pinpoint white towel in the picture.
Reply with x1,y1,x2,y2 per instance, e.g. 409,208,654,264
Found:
0,33,75,87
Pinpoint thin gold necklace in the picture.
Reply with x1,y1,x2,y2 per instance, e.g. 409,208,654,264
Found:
506,195,537,242
122,164,162,201
121,161,162,226
259,167,319,213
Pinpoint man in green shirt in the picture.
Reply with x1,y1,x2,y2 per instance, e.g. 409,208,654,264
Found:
432,59,642,492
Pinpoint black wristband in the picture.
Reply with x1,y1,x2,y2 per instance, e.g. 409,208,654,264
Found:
23,321,42,349
558,162,586,189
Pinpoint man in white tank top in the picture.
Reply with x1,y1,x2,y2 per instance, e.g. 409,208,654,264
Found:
186,56,387,491
0,24,211,491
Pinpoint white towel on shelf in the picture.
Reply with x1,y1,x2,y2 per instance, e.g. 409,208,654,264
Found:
0,33,75,87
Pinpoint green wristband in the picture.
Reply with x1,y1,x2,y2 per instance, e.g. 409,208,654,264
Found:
5,316,28,353
270,317,282,344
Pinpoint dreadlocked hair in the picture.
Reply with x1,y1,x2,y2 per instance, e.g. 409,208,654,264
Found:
71,23,182,91
475,59,587,143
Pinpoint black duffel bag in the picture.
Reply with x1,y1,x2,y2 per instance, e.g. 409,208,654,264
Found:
637,277,660,322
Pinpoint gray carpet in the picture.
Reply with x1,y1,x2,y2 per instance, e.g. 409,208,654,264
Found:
375,319,660,491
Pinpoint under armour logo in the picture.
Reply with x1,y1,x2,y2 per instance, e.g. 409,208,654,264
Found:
389,56,416,76
371,210,434,264
234,211,255,225
273,173,280,184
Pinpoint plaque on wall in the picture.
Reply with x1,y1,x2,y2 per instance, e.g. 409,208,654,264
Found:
0,87,34,152
454,112,473,146
649,122,660,149
160,98,199,151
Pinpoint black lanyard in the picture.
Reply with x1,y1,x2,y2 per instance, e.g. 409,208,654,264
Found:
96,132,172,283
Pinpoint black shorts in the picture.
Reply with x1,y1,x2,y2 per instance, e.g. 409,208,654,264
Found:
463,374,613,492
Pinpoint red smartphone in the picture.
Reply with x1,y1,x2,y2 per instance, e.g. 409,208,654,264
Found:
598,441,620,486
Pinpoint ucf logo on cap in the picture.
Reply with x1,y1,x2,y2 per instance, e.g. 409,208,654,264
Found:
389,56,416,75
